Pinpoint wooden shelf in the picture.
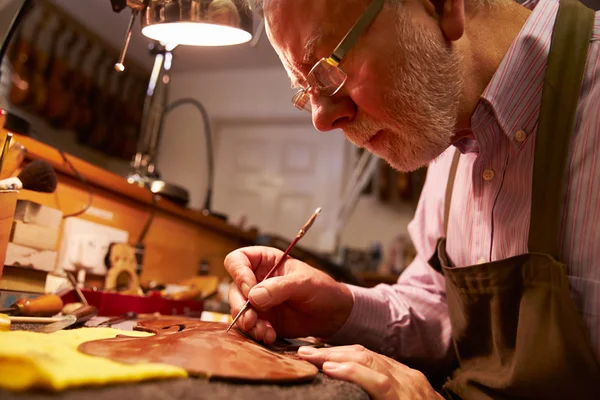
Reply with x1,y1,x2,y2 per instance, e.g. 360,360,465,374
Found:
13,133,257,243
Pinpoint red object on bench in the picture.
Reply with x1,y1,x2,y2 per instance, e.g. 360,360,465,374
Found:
60,289,203,317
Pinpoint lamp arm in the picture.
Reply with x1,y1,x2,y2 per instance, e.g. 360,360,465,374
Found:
131,42,169,178
161,98,215,212
0,0,32,83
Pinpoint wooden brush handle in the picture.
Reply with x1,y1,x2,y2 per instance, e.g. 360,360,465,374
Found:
13,294,64,317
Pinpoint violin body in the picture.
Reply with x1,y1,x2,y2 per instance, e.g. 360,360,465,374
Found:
78,317,318,382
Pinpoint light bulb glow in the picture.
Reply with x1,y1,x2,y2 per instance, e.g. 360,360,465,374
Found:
142,22,251,46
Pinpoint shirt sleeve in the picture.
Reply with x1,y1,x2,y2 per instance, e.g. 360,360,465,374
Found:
327,257,453,369
327,149,457,372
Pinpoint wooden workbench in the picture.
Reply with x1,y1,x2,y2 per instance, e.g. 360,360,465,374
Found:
0,323,369,400
10,133,258,284
6,134,360,287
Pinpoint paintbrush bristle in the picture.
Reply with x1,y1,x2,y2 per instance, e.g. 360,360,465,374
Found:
18,160,57,193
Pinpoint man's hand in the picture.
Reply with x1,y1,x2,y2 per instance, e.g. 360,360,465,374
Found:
224,246,354,344
297,345,444,400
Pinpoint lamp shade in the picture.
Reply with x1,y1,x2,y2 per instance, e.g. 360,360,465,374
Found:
141,0,253,46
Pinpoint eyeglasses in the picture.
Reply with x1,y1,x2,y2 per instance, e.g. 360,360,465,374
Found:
292,0,385,112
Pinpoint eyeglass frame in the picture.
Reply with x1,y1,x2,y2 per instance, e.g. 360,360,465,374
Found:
292,0,385,111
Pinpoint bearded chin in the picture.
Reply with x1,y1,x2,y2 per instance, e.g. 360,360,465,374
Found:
380,12,463,172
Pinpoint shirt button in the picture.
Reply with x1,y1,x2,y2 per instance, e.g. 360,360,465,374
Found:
515,129,527,142
483,169,495,181
477,257,487,264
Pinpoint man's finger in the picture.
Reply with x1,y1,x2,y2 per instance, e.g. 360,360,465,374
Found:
240,307,258,331
228,281,247,311
248,318,277,344
224,247,287,297
228,284,259,331
248,273,311,311
321,361,393,400
224,250,259,297
297,346,377,370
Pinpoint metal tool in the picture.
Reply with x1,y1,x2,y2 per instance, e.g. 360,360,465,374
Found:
96,311,138,327
0,294,64,317
9,316,65,323
8,304,97,325
37,315,77,333
3,314,71,332
64,304,99,325
65,271,89,306
114,8,139,72
227,207,322,333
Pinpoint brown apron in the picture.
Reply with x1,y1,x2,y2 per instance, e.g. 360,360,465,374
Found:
428,0,600,398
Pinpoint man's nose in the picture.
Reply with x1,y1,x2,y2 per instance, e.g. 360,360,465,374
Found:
310,92,356,132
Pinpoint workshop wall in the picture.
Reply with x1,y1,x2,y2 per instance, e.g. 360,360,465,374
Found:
165,67,418,253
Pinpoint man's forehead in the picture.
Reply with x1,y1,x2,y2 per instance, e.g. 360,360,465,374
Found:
264,0,364,82
264,0,335,49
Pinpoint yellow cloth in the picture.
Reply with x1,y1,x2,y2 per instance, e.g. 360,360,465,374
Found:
0,327,188,392
0,314,10,332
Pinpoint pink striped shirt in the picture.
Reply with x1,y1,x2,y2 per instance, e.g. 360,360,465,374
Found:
331,0,600,369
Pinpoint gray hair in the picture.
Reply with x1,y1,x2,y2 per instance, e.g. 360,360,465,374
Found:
237,0,404,14
238,0,501,16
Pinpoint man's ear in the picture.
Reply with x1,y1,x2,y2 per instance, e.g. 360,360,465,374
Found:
430,0,465,41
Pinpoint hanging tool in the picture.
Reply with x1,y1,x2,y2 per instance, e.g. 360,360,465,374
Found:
114,8,139,72
0,294,64,317
226,208,322,332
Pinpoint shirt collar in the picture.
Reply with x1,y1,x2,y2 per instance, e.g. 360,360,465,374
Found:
474,0,559,148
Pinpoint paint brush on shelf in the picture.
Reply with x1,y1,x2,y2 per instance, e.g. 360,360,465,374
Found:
0,132,12,174
226,207,322,333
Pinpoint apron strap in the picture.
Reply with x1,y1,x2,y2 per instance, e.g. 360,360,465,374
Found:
444,149,461,237
528,0,595,258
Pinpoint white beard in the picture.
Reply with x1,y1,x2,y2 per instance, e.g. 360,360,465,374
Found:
345,10,463,172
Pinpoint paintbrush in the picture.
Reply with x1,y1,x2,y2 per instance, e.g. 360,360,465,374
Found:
226,207,322,333
0,132,12,174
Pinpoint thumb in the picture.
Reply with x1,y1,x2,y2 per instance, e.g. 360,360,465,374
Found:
248,275,308,311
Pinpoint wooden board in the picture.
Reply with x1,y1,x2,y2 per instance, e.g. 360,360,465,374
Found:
78,318,318,382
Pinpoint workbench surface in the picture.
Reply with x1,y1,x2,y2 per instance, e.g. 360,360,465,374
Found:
1,324,369,400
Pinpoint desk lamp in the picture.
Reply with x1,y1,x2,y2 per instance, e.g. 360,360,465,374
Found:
109,0,254,70
110,0,255,212
0,0,254,213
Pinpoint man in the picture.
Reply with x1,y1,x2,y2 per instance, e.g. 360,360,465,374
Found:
224,0,600,398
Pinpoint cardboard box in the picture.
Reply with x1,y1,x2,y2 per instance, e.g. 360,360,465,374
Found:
0,190,18,279
4,242,58,272
14,200,63,230
10,220,59,251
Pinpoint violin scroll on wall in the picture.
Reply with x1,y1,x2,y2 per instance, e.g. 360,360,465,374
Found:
5,0,149,161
